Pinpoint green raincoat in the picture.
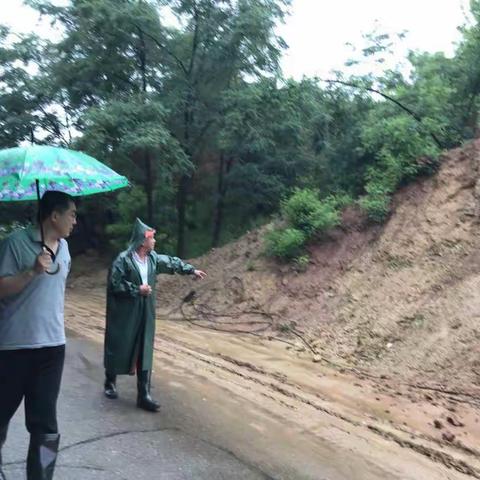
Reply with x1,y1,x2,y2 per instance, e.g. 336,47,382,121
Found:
104,218,195,374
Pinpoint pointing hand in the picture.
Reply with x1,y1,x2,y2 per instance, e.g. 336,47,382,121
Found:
193,270,207,280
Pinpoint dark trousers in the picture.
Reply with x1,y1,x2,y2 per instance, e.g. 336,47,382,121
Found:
0,345,65,434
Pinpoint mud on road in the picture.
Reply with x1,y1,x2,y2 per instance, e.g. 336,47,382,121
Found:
66,286,480,480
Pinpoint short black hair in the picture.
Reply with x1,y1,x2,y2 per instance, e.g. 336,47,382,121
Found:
38,191,76,223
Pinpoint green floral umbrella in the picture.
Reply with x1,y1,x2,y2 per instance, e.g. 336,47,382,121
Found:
0,145,129,274
0,145,128,201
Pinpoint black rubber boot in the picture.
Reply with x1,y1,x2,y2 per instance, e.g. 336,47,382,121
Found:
26,433,60,480
136,370,160,412
104,371,118,399
0,424,7,480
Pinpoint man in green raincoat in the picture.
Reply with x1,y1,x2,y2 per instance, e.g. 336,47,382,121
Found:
103,218,206,412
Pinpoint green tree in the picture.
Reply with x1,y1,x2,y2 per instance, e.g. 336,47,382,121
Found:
28,0,291,255
216,78,319,245
159,0,291,255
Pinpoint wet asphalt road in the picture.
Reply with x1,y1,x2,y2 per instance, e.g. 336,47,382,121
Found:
2,336,273,480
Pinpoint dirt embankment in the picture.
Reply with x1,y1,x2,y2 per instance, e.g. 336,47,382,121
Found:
157,140,480,385
66,139,480,478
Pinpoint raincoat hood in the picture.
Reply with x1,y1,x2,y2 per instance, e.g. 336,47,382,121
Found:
128,218,155,252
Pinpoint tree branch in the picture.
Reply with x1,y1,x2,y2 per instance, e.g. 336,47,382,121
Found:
130,22,188,76
36,103,70,146
321,78,445,149
188,2,201,77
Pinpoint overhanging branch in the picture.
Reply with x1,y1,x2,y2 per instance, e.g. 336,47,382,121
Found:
321,78,445,149
131,22,188,76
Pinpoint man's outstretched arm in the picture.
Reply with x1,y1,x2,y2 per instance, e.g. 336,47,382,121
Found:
154,253,206,278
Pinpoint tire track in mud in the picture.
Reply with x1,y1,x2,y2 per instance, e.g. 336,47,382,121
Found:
155,332,480,479
65,293,480,478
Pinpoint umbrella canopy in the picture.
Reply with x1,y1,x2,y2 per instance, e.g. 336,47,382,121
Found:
0,145,129,274
0,145,128,201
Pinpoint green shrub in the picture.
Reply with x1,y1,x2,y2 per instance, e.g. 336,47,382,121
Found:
358,192,391,222
358,113,442,222
294,254,310,272
358,160,398,222
265,227,306,259
326,192,354,210
281,188,340,237
264,188,347,262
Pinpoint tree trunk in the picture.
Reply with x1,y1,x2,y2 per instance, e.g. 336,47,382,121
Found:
137,26,154,225
145,151,154,225
176,175,189,257
177,85,196,256
176,4,200,257
212,155,233,247
212,154,226,247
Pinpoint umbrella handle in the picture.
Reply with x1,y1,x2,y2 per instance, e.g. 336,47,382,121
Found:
42,244,61,275
35,181,60,275
45,264,60,275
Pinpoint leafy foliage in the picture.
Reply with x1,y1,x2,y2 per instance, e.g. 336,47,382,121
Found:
265,227,306,259
2,0,480,259
281,188,340,236
265,188,342,260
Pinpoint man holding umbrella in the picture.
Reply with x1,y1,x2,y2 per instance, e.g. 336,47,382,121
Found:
0,191,77,480
104,218,206,412
0,145,129,480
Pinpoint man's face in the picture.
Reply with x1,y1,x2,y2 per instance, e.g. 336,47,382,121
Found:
52,202,77,239
143,231,156,252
